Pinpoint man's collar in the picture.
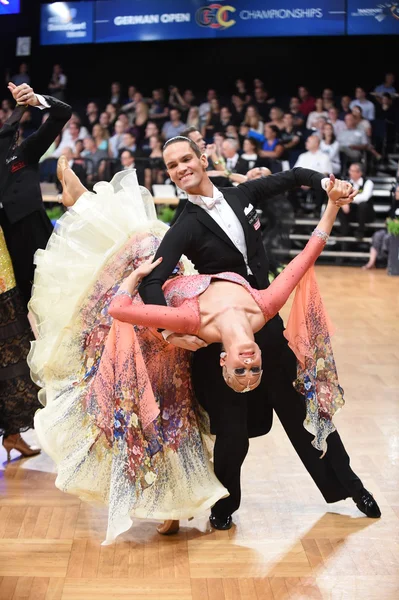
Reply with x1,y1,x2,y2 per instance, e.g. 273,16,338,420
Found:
188,185,224,209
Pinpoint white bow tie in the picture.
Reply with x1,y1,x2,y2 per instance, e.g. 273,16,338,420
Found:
190,191,224,210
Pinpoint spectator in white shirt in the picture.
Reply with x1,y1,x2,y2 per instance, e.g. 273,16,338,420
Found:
351,106,372,139
108,119,126,158
294,134,333,174
337,113,368,172
349,87,375,121
338,163,374,239
53,120,88,158
306,98,329,130
328,107,346,138
320,123,341,175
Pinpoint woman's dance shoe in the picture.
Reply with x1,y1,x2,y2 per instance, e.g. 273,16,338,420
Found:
156,520,180,535
3,434,41,462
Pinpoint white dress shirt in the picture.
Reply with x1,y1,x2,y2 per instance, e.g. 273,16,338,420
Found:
294,150,333,174
349,99,375,121
349,177,374,205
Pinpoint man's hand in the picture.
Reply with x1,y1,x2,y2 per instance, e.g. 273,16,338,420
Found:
166,333,208,352
8,82,39,107
326,174,358,207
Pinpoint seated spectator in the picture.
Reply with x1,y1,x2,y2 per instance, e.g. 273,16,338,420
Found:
141,121,160,155
99,111,112,135
53,119,88,158
92,123,109,151
239,138,268,172
149,88,169,121
162,108,186,140
298,86,316,117
134,99,150,140
8,62,30,86
268,107,285,131
219,106,234,131
48,64,67,101
85,101,99,133
73,140,85,163
306,98,329,130
1,99,13,120
105,104,118,127
362,185,399,269
116,149,145,185
221,138,241,172
109,81,123,105
199,89,217,128
339,95,352,120
280,112,303,167
120,132,138,154
186,106,200,130
351,105,372,139
328,107,346,137
116,113,131,134
289,97,305,129
144,135,166,189
109,119,126,158
294,134,332,174
252,87,272,121
320,122,341,175
312,116,328,139
231,94,247,125
374,93,397,153
350,87,375,121
259,124,284,163
243,105,264,134
372,73,397,101
234,78,251,104
225,124,240,142
181,126,224,171
322,87,334,107
81,137,108,180
125,85,137,105
339,162,374,239
202,99,222,141
338,113,368,173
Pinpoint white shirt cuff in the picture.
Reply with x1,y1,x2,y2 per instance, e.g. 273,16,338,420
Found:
321,177,329,191
162,329,174,341
35,94,50,110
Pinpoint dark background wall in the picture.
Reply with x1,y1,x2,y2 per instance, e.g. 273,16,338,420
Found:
1,1,398,106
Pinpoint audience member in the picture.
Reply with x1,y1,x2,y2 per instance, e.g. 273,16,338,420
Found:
81,137,108,179
253,87,271,120
289,97,305,129
259,124,284,162
109,119,126,158
306,98,329,130
372,73,397,100
351,106,372,139
280,113,303,167
141,122,160,155
85,102,99,133
294,134,332,174
320,122,341,175
186,106,201,129
109,82,123,105
149,88,169,121
162,108,186,140
243,105,264,134
221,138,241,172
339,162,375,239
92,123,109,151
363,185,399,269
48,64,67,101
328,107,346,138
339,95,352,120
268,107,285,131
199,89,217,127
202,99,221,140
234,78,251,103
231,95,247,125
8,63,30,86
338,113,368,172
298,86,316,116
350,87,375,121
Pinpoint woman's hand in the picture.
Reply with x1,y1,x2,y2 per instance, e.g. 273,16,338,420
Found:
326,174,358,207
118,258,163,294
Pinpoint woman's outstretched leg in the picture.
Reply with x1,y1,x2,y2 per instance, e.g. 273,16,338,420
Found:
57,155,88,207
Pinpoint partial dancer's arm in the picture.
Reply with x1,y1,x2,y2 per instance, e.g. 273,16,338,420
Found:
108,257,199,333
259,182,350,318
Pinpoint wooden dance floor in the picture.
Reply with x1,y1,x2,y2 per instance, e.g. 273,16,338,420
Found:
1,267,398,600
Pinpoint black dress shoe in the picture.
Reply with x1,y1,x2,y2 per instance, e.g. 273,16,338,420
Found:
209,514,233,530
353,488,381,518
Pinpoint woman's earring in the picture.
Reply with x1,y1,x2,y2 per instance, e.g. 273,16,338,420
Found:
220,352,227,359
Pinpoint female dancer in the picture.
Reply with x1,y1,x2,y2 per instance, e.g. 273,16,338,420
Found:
29,158,345,543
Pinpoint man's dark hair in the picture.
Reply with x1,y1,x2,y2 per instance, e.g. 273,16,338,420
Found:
120,149,135,159
163,136,201,158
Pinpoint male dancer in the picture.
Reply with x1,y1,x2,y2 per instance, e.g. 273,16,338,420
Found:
139,136,381,530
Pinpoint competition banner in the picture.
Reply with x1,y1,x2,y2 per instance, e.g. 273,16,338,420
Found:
94,0,346,43
41,1,94,45
347,1,399,34
0,0,20,15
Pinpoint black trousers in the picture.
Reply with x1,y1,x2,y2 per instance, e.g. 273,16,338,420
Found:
0,208,53,307
338,201,375,237
192,315,363,519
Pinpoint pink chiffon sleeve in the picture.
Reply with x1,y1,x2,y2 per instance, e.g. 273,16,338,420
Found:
260,232,345,455
108,293,200,335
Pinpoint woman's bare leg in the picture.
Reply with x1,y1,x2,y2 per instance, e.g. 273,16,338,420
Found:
57,156,88,207
362,247,378,270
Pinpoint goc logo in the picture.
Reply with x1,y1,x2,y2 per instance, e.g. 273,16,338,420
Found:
196,3,236,30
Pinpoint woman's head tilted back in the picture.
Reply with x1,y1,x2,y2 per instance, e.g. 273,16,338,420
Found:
220,342,263,393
